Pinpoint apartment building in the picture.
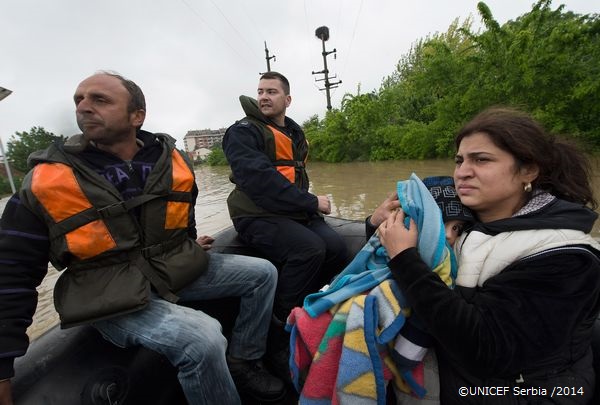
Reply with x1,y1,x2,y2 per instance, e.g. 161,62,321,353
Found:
183,128,226,152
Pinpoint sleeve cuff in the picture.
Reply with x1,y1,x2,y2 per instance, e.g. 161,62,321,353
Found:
365,216,377,239
388,247,431,287
0,358,15,380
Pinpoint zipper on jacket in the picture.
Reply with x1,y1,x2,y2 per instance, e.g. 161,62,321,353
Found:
124,160,134,174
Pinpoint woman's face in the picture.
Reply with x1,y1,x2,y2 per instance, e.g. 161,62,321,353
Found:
453,132,538,223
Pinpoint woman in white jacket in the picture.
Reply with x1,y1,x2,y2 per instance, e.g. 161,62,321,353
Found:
378,107,600,405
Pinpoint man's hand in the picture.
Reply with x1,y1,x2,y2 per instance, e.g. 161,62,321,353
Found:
378,210,418,258
0,380,13,405
196,235,215,251
369,192,401,227
317,195,331,215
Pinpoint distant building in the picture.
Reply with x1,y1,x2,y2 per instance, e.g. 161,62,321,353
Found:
190,147,212,161
183,128,226,156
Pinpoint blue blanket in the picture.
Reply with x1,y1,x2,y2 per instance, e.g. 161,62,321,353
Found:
302,173,453,318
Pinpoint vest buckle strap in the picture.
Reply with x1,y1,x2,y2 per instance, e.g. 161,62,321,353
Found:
97,202,128,218
141,244,165,258
133,254,180,304
272,159,305,168
141,234,188,259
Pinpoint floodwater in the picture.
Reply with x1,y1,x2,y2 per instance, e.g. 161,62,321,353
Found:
4,159,600,340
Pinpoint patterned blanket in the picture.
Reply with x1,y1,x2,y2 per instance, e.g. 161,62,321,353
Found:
287,174,456,404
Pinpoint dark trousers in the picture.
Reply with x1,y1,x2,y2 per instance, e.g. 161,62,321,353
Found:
234,216,349,320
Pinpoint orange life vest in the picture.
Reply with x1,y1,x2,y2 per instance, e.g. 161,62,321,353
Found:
21,134,208,327
29,150,194,260
267,124,307,184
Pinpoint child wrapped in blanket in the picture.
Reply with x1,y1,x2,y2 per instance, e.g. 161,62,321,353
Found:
372,176,473,404
288,175,473,404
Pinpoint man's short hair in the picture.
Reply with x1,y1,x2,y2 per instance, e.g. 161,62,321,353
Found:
97,70,146,113
260,71,290,95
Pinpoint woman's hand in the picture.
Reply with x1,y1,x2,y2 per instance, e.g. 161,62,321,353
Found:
369,192,401,227
378,210,418,258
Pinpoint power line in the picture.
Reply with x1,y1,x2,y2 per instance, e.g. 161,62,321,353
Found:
339,0,364,91
239,0,268,51
330,0,345,98
335,0,343,38
304,0,321,91
207,0,260,60
179,0,252,65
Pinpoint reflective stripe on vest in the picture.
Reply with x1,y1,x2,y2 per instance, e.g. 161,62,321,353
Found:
165,150,195,229
31,163,117,260
267,124,295,183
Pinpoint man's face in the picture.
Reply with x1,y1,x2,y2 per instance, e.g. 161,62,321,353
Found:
257,78,290,123
73,74,145,145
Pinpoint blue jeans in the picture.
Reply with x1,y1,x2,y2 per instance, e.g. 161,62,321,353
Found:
92,253,278,405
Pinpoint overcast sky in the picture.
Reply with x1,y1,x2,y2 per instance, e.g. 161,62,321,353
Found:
1,0,597,150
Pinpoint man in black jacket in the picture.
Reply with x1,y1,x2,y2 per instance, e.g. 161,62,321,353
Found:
223,72,348,371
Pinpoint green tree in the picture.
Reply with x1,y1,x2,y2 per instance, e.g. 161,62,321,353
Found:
204,143,229,166
7,127,66,172
0,176,22,196
306,0,600,160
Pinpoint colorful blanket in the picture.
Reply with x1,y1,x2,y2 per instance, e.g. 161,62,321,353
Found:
287,174,456,404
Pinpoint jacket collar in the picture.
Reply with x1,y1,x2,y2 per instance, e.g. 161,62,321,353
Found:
470,194,598,236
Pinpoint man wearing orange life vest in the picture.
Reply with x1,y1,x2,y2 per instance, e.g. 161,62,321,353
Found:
223,72,349,377
0,72,287,404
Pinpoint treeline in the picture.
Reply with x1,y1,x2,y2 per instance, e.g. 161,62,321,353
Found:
304,0,600,162
0,127,65,195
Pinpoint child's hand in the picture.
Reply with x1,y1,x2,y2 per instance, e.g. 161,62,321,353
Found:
378,210,418,258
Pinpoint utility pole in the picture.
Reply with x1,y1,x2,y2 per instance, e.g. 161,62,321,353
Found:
262,41,276,73
0,87,16,194
312,26,341,110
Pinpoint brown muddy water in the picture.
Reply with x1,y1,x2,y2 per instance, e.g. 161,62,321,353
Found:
3,159,600,340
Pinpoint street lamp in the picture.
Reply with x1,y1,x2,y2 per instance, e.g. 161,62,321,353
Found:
0,86,16,194
312,26,341,110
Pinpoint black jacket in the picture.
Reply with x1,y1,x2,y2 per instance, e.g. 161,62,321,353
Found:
388,198,600,404
223,107,317,218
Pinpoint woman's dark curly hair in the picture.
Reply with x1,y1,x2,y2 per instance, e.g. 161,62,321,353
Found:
455,107,597,209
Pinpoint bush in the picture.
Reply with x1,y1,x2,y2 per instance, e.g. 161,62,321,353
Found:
0,176,23,197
